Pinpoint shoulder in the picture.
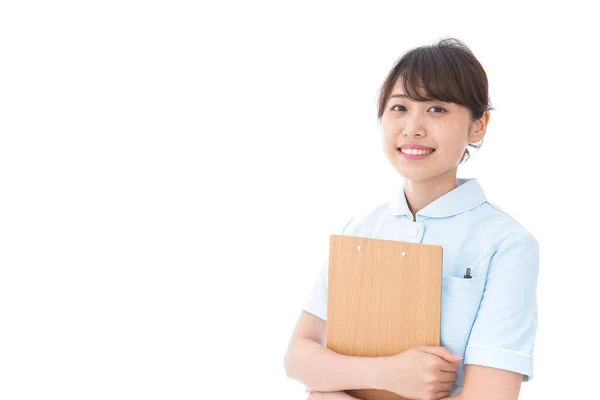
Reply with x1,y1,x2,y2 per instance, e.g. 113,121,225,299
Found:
476,201,539,251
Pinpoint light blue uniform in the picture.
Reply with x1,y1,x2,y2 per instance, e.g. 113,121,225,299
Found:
303,178,539,396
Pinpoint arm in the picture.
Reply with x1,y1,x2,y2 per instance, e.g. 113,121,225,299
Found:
305,387,359,399
284,311,381,392
307,391,359,399
286,312,460,399
449,232,540,400
444,365,522,399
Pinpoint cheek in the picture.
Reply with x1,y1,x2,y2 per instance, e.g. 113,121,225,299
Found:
434,124,468,147
381,117,402,139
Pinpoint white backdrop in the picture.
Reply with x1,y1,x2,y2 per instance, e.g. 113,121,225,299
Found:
1,1,598,399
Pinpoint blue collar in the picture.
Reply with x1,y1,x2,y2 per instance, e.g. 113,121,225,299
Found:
387,178,487,218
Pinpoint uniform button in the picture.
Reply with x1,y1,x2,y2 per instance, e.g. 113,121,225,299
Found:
409,228,419,237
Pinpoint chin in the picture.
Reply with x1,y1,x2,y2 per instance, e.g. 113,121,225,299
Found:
397,170,438,181
387,153,458,182
393,161,456,182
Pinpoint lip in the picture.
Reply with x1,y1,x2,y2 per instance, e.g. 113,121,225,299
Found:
398,144,435,150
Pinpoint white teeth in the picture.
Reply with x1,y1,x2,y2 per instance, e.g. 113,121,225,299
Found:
400,148,433,155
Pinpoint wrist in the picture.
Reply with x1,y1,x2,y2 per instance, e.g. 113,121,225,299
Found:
367,355,390,391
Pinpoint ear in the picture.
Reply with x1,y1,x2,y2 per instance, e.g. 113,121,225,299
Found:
469,111,490,144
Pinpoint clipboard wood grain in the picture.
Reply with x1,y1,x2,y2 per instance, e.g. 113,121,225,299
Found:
326,234,443,400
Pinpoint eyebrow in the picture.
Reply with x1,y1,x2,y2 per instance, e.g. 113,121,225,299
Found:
389,94,449,104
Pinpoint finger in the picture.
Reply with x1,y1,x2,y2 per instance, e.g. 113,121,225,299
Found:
438,371,458,382
436,381,456,392
438,358,460,372
419,346,463,363
435,392,451,400
440,356,461,371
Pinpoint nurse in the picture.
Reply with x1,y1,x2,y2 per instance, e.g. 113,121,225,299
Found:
283,38,539,400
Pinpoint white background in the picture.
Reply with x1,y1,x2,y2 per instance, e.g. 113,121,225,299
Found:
1,1,598,399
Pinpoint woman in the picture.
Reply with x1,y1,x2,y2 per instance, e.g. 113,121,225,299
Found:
283,38,539,400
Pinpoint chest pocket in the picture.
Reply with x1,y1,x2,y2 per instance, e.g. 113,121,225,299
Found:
440,276,486,355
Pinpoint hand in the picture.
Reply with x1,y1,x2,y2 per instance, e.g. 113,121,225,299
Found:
375,345,461,400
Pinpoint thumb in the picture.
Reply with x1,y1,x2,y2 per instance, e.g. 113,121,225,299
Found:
417,346,463,362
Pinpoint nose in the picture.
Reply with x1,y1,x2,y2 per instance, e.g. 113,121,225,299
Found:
402,114,427,137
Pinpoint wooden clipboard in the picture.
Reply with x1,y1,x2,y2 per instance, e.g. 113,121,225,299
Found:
326,234,443,400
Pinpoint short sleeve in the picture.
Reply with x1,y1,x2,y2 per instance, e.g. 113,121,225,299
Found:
302,217,356,321
465,233,540,381
303,258,329,321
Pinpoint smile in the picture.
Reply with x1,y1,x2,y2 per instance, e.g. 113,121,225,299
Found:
399,148,435,155
397,148,436,159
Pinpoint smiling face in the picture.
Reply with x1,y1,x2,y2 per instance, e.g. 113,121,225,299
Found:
381,79,489,183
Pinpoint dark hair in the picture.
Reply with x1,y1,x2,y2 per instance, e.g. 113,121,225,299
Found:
377,38,493,162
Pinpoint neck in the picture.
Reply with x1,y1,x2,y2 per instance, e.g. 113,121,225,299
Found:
403,168,459,221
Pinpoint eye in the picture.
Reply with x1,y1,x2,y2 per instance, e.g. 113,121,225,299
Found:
429,106,446,113
390,105,407,112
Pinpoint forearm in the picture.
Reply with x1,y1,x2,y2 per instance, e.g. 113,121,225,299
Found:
284,337,382,392
307,390,360,399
